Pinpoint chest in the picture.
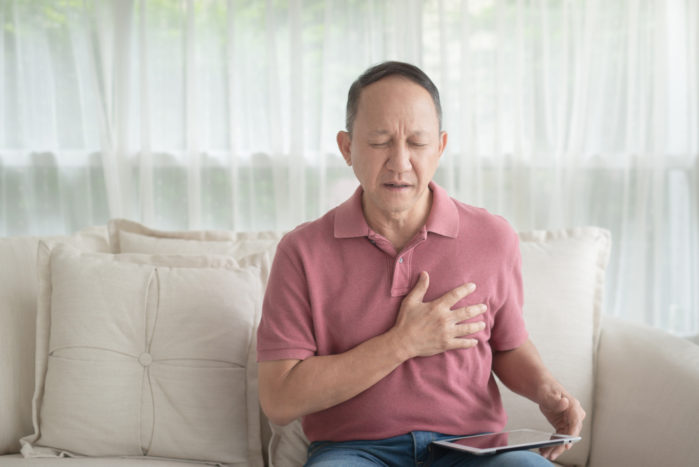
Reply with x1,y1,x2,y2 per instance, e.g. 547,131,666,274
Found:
304,236,509,355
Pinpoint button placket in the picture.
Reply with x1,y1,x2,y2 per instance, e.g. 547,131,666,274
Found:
390,250,413,296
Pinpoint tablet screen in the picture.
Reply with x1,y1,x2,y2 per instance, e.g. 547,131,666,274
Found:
433,429,580,455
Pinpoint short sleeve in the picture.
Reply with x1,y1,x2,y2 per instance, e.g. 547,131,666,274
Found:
256,236,317,362
489,225,528,351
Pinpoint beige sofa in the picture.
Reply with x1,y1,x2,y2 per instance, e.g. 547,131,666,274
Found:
1,221,698,467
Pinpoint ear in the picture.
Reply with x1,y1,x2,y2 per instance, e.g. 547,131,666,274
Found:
337,131,353,166
437,131,448,158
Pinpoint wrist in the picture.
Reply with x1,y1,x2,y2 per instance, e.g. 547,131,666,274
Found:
383,327,414,363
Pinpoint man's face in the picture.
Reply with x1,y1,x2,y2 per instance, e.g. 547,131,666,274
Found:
337,76,447,223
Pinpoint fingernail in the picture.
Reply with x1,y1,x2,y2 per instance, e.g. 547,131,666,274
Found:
467,283,476,291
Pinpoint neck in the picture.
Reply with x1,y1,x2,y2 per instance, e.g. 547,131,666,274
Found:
363,189,433,252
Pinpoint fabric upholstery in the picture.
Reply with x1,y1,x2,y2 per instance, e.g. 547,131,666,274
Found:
0,454,214,466
108,219,283,462
108,219,283,260
20,243,264,466
500,227,610,466
0,227,109,455
589,316,699,466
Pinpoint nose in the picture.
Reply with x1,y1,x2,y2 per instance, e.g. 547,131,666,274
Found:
385,142,412,173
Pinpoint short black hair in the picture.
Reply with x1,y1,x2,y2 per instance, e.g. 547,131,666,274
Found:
345,61,442,134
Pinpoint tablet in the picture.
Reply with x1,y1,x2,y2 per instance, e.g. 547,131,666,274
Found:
432,429,581,456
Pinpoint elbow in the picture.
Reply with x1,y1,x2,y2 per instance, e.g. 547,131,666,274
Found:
258,359,305,426
259,395,297,427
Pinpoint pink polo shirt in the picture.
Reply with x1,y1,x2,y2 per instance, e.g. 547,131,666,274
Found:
257,182,528,442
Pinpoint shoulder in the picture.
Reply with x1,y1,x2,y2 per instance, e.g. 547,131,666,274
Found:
452,198,519,252
276,208,337,257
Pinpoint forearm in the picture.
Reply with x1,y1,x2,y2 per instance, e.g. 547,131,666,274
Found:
492,338,561,403
259,328,410,426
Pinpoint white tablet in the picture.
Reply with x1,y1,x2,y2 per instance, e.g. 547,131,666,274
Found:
432,429,581,456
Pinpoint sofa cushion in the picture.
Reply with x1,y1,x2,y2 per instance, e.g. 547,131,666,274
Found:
268,227,611,467
20,243,264,466
589,316,699,467
0,227,109,455
0,453,212,466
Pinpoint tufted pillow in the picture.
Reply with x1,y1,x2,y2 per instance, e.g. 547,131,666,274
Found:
106,219,284,465
20,243,264,466
267,227,611,467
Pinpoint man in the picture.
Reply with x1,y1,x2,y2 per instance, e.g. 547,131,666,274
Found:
257,61,584,466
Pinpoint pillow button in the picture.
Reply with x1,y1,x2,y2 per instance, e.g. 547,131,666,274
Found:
138,352,153,367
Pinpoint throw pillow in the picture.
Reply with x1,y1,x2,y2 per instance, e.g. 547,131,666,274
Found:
108,219,283,260
106,219,283,464
20,243,265,466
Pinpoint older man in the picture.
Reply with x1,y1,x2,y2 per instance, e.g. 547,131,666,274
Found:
257,61,584,466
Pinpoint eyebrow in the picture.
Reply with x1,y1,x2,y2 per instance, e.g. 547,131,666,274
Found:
368,130,429,137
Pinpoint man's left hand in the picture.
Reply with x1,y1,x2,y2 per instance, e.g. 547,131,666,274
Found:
537,388,586,461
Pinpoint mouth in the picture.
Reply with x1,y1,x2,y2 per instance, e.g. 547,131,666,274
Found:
384,182,412,190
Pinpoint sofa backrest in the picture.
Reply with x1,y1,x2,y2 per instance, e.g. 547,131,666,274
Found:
1,223,611,467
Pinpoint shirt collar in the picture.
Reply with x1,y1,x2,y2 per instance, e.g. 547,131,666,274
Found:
334,181,459,239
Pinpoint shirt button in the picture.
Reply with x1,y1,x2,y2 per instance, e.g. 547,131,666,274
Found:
398,257,404,263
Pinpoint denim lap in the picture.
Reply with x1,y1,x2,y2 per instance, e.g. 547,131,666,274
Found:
431,448,553,467
305,432,554,467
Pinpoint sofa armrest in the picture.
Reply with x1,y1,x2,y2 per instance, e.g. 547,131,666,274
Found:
588,316,699,467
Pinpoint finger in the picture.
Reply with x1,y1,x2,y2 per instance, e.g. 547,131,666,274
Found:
447,337,478,350
406,271,430,303
453,304,487,321
454,320,486,338
554,395,570,413
543,391,569,414
439,282,476,307
547,443,567,461
539,444,564,461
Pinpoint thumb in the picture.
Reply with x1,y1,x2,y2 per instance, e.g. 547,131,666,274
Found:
407,271,430,302
544,392,569,413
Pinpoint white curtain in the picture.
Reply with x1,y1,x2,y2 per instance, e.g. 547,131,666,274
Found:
1,0,697,335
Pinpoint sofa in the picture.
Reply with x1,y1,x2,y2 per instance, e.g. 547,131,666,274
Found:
1,220,698,467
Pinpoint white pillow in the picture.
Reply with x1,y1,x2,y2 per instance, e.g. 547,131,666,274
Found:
20,243,265,466
0,226,110,456
501,227,610,467
106,219,283,465
108,219,283,260
267,227,611,467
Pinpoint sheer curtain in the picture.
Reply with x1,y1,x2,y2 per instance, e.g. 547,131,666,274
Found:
1,0,697,335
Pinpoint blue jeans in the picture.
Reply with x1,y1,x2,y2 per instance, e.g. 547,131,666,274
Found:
305,431,554,467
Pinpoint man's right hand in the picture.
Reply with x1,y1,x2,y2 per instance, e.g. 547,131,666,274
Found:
259,271,486,426
391,271,487,359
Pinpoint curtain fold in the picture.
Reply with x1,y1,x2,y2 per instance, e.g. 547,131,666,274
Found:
1,0,697,335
